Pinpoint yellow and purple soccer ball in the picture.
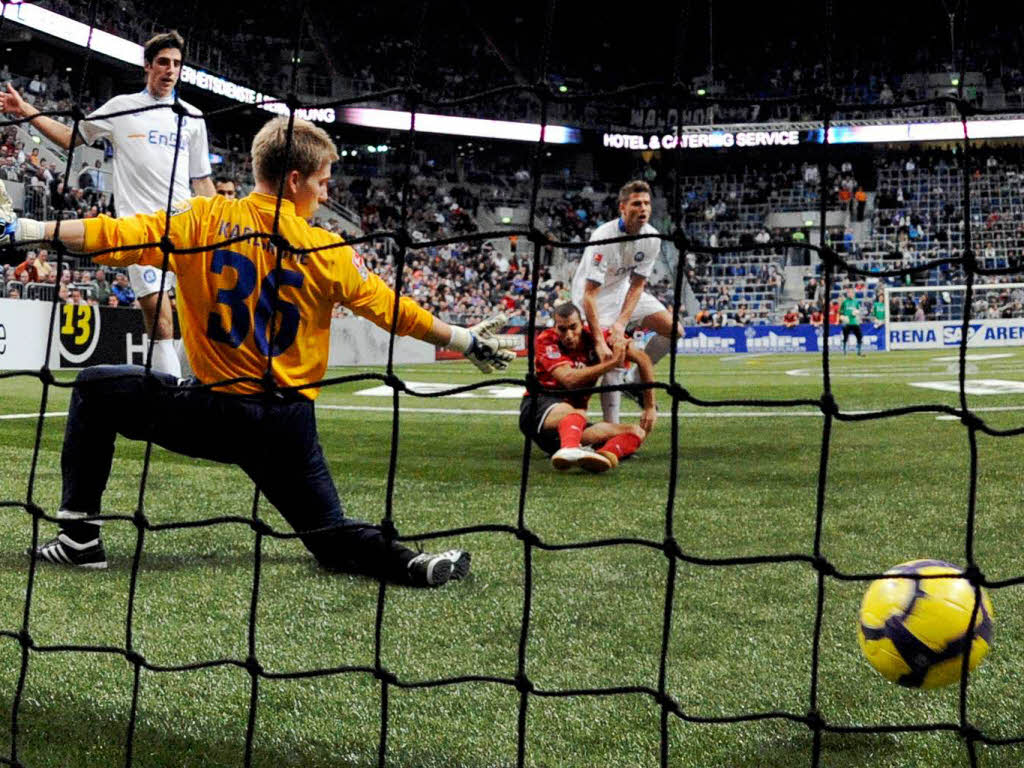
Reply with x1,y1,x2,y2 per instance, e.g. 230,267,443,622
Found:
857,559,994,689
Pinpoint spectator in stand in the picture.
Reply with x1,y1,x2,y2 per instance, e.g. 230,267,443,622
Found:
694,304,713,326
112,272,136,307
13,248,52,283
77,162,97,190
855,186,867,222
90,268,113,305
805,277,819,301
797,299,812,324
829,300,840,326
810,304,823,327
782,305,800,328
734,302,752,326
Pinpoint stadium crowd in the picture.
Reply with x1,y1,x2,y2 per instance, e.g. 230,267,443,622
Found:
31,1,1024,125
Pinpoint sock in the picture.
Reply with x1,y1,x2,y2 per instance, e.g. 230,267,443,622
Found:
557,413,586,449
599,432,642,460
151,338,182,378
601,369,623,423
60,520,101,544
56,510,101,544
644,334,673,366
176,337,193,378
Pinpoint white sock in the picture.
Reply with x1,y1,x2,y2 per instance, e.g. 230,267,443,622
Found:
176,337,193,378
151,339,182,378
644,334,673,366
601,369,623,423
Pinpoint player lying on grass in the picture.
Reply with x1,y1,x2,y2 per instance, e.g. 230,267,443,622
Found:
519,302,656,472
0,116,516,588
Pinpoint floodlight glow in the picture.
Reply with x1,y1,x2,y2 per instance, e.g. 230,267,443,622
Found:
697,88,706,96
342,107,581,144
1,3,588,141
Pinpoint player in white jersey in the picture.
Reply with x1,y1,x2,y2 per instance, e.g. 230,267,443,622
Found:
571,180,683,423
1,30,215,378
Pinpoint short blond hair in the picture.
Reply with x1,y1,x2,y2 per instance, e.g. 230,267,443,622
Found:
250,117,339,186
618,179,651,204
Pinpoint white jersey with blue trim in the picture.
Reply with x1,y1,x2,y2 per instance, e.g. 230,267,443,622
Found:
571,217,660,302
77,89,212,216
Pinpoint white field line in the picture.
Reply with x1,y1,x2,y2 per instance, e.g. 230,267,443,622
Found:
4,404,1024,422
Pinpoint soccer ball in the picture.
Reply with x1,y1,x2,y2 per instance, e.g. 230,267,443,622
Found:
857,559,994,689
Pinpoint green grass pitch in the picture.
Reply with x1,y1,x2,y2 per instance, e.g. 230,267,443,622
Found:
1,349,1023,767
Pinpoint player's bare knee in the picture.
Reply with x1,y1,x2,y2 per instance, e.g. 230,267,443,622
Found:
628,424,646,442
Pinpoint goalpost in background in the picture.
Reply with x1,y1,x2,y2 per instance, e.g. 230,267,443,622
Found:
886,283,1024,351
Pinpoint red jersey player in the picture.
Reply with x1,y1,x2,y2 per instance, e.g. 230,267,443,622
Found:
519,303,657,472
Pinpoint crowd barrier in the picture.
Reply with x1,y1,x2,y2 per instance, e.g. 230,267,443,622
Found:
12,300,1024,369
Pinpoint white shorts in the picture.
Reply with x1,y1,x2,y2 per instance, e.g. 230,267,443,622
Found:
128,263,176,299
571,288,667,328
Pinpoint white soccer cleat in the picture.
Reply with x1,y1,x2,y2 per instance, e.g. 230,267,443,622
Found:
551,446,586,471
551,446,613,472
576,446,613,473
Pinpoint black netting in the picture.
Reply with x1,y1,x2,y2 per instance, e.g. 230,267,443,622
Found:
1,1,1022,767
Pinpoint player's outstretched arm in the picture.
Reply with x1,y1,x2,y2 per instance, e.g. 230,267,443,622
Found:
422,313,517,374
626,343,658,434
1,83,78,150
582,279,613,360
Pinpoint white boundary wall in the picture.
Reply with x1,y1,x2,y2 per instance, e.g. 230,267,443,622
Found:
328,315,436,366
887,318,1024,350
0,298,59,370
0,301,434,370
886,283,1024,351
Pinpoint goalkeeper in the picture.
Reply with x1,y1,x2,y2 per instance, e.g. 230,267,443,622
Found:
839,286,865,356
1,116,515,588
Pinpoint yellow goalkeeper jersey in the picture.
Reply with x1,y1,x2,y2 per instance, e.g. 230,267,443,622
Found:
82,192,434,399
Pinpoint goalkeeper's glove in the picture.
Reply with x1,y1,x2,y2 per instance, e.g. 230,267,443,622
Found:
0,180,43,245
446,313,518,373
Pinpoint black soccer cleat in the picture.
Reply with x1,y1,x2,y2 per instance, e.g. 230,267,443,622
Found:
27,534,108,570
407,548,469,587
439,549,471,581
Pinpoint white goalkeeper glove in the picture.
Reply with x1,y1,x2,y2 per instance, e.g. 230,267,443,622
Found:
447,313,518,374
0,179,44,244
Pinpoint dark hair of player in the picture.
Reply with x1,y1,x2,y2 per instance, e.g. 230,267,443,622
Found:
214,175,236,187
143,31,185,64
553,302,580,320
618,179,651,204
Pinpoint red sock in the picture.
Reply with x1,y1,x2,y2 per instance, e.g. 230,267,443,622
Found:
600,432,641,460
557,413,586,449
